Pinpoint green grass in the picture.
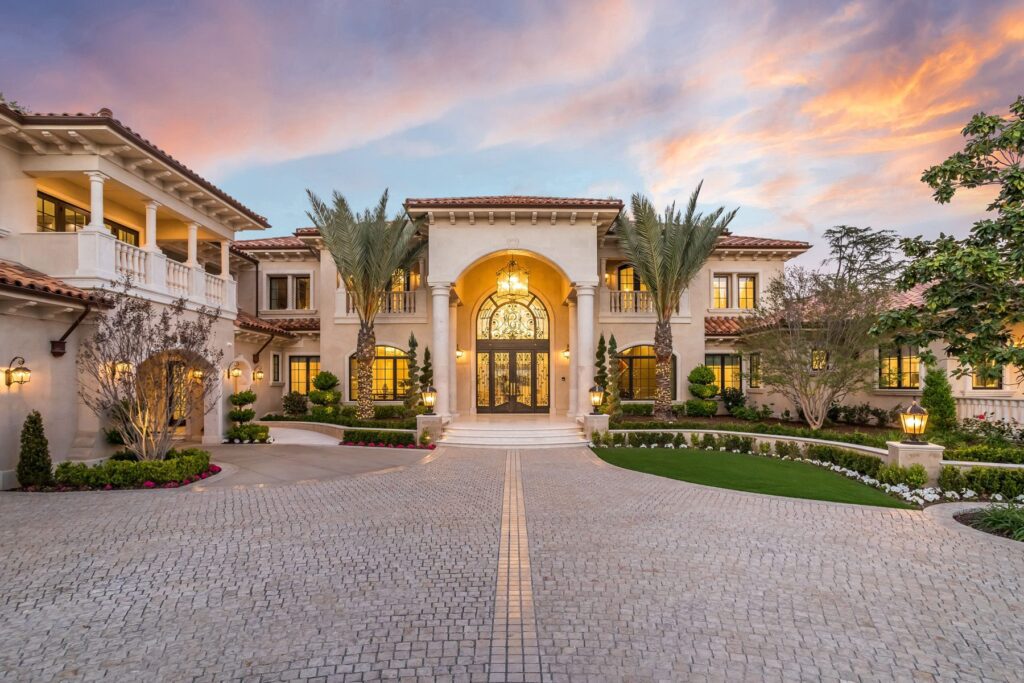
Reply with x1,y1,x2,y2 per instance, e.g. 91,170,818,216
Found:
597,447,913,509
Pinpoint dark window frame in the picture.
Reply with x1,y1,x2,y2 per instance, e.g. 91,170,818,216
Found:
289,355,320,395
617,345,676,400
711,274,730,309
737,275,757,309
972,361,1004,390
748,352,761,388
349,345,411,402
878,345,920,389
705,353,742,394
36,191,139,246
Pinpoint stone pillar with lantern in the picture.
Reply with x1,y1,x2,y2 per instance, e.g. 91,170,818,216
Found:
886,401,945,485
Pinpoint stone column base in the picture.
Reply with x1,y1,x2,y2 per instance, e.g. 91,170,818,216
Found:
416,414,444,448
581,413,610,440
886,441,945,486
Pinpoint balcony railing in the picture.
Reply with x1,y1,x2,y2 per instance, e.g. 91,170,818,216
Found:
205,273,225,306
114,241,150,282
347,290,417,315
609,289,655,313
956,396,1024,423
166,260,190,297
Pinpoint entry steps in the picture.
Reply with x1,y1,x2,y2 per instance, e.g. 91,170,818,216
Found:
440,421,588,448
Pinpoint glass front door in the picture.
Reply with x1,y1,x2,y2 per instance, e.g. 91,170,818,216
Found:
476,345,549,413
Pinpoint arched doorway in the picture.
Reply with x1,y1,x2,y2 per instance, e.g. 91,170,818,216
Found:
475,292,550,413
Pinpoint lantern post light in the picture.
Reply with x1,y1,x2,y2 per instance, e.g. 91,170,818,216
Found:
589,384,604,414
5,356,31,387
421,385,438,414
899,401,929,444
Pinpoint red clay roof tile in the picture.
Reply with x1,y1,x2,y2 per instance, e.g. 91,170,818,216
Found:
0,259,108,306
704,315,748,336
404,195,624,210
234,311,296,338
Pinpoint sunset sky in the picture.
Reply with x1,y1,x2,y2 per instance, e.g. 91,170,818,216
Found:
2,0,1022,263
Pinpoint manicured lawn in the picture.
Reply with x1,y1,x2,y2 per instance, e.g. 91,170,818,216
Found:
597,447,913,509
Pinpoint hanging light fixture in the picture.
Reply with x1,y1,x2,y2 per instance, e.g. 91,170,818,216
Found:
496,258,529,299
253,367,265,382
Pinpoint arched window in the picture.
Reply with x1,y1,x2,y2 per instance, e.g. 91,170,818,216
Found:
390,268,411,292
349,345,410,401
616,264,648,291
476,293,548,340
617,345,675,400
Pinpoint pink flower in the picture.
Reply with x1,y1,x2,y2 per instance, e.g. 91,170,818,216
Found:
164,482,178,488
428,444,436,450
200,472,209,479
209,464,221,473
143,481,156,488
103,483,113,491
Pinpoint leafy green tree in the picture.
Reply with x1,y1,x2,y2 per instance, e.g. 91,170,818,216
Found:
420,347,433,390
307,189,426,418
920,366,958,433
605,334,622,417
616,184,737,419
594,333,608,400
404,332,421,409
876,96,1024,384
17,410,53,488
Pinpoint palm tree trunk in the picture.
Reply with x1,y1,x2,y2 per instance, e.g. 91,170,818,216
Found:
653,319,674,420
356,322,376,420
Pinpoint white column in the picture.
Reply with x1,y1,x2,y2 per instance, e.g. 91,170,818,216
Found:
449,301,458,416
185,222,199,267
144,200,160,251
575,284,596,416
431,283,451,417
220,240,231,279
84,172,108,232
567,300,578,418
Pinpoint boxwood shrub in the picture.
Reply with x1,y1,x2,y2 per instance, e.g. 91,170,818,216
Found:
946,444,1024,465
609,418,891,449
55,449,211,488
341,429,416,447
939,465,1024,498
803,444,883,478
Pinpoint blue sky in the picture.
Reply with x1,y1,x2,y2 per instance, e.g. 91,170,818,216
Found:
2,0,1022,263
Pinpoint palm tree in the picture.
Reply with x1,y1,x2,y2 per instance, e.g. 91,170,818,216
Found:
616,183,738,420
307,189,426,419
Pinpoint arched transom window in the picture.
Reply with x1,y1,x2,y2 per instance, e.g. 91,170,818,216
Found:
476,293,549,340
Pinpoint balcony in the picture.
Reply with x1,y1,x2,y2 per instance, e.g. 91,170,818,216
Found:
20,229,236,314
600,288,686,321
337,288,426,323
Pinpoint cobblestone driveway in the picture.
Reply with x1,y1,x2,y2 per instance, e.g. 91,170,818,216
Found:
1,446,1022,682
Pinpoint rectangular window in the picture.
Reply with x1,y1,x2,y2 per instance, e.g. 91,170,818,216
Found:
878,345,920,389
712,275,730,309
289,355,320,395
748,353,761,388
35,191,139,245
972,361,1003,390
294,275,311,310
350,346,410,401
268,276,289,310
272,353,281,383
737,276,756,309
705,354,741,393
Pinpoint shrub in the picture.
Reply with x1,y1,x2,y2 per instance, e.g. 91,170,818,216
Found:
971,504,1024,541
229,390,257,407
54,450,211,488
308,372,341,420
282,391,308,417
687,365,718,399
959,467,1024,498
921,366,957,433
878,463,928,488
17,411,53,488
608,417,893,449
946,444,1024,465
804,444,883,478
684,399,718,417
312,371,339,391
228,408,256,423
730,405,759,421
341,429,416,447
620,402,654,416
374,405,412,420
103,427,125,445
226,423,270,443
720,388,745,413
774,440,803,457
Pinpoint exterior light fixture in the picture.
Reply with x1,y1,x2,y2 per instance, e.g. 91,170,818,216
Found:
421,385,438,414
589,384,604,414
253,367,265,382
113,360,133,376
496,258,529,299
5,356,31,387
561,344,571,360
455,346,465,360
190,368,205,381
900,401,929,444
227,362,243,379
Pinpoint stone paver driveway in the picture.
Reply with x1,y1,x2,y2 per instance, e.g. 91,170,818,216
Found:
1,446,1022,682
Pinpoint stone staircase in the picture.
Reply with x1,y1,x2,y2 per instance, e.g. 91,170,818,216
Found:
440,418,587,449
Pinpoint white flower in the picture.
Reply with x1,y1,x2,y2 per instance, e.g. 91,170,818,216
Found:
666,443,675,449
963,489,977,499
992,493,1004,501
1016,494,1024,503
944,491,960,500
639,443,647,449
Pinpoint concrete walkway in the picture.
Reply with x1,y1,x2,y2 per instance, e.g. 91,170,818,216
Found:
0,445,1021,682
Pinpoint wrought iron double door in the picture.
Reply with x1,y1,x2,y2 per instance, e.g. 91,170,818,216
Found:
476,343,549,413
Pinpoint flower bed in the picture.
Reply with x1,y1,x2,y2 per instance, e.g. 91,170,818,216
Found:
340,428,431,449
50,448,220,491
223,423,272,444
261,412,417,430
957,505,1024,542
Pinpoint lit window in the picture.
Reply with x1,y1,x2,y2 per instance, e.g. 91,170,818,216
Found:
350,346,411,401
616,345,675,400
294,276,311,310
748,353,761,388
705,354,741,393
289,356,320,395
972,360,1003,390
878,346,920,389
712,275,730,309
268,276,289,310
35,191,139,245
737,276,756,309
810,349,829,371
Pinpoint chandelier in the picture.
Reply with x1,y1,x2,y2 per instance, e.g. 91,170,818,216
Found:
496,258,529,299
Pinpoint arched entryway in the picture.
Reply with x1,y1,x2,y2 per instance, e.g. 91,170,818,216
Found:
475,292,550,413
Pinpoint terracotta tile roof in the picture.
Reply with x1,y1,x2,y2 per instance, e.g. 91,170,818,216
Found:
716,235,810,250
887,283,929,309
704,315,748,336
0,259,108,306
0,103,269,229
272,317,320,332
234,310,296,338
232,236,308,250
294,226,320,236
404,195,624,210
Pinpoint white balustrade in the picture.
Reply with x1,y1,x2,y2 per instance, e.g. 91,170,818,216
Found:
347,290,416,315
166,260,191,297
609,289,655,314
956,396,1024,423
205,273,225,305
114,241,150,282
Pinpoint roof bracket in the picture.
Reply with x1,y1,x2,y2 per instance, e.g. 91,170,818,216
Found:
252,334,276,364
50,304,91,357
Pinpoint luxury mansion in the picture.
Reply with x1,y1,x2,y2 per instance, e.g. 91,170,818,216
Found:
1,104,1021,485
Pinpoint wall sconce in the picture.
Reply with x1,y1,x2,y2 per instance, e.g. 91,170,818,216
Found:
227,362,243,379
455,346,465,360
5,356,31,387
253,367,265,382
190,368,205,381
561,344,571,360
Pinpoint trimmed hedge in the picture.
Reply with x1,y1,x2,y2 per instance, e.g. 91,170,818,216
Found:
803,444,884,478
260,412,417,430
226,423,270,442
946,444,1024,465
55,449,211,488
608,418,893,449
939,465,1024,499
341,429,416,447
